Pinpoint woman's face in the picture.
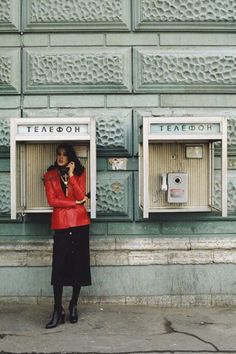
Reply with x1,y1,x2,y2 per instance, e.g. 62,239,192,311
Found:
56,148,69,167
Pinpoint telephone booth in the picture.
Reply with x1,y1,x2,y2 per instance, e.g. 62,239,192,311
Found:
10,117,96,219
139,117,227,217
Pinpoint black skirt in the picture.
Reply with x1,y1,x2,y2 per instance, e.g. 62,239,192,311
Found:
51,225,91,286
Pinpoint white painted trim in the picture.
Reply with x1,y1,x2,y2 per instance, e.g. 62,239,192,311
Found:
14,135,91,142
143,120,149,218
147,116,224,124
208,142,212,208
20,144,26,211
221,118,228,217
10,120,17,219
148,206,212,212
138,144,143,210
22,207,92,213
90,117,96,219
12,117,92,124
147,134,222,141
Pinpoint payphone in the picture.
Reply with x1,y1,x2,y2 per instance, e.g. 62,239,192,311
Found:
166,173,188,203
139,117,227,217
10,117,96,219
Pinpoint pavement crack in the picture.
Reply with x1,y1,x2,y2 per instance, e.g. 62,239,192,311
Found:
0,332,44,339
164,317,219,351
0,333,20,339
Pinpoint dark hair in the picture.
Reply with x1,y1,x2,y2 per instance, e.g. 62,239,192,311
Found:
47,143,84,176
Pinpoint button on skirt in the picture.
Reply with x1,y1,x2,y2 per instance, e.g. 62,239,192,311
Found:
51,225,91,286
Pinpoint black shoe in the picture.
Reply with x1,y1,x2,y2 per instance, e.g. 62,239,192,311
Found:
45,307,65,329
69,302,78,323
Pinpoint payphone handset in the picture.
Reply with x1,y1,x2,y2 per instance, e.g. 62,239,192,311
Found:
160,173,168,192
167,173,188,203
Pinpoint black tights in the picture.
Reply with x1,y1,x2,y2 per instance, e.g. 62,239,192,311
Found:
71,285,81,305
53,284,81,310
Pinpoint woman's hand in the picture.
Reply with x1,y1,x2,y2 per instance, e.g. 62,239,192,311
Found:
76,196,88,205
67,161,75,177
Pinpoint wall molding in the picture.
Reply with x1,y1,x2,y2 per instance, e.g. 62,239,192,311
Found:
23,48,132,94
23,0,131,32
0,0,20,32
0,49,20,94
1,237,236,267
133,0,236,32
134,48,236,93
1,294,236,307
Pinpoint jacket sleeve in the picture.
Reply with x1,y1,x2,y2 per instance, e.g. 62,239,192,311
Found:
44,177,76,208
69,171,86,201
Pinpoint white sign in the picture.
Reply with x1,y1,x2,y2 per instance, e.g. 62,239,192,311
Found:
17,124,89,136
150,123,220,134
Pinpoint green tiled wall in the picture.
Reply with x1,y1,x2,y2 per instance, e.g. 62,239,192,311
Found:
1,264,236,297
0,0,236,233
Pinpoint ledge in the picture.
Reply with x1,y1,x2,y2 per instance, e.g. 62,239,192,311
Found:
1,236,236,266
1,294,236,307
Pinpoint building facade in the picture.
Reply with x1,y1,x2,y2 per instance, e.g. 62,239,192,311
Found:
0,0,236,306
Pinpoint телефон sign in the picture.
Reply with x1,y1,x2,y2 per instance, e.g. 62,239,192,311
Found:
150,123,220,134
17,124,89,136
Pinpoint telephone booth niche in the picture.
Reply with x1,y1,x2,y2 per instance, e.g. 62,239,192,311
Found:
139,117,227,218
10,117,96,219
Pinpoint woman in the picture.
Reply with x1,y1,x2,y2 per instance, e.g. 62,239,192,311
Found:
44,143,91,329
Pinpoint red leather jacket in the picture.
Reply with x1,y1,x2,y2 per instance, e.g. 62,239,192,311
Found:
44,169,90,230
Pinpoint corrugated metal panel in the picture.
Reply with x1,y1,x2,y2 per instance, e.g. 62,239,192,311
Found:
16,143,89,211
16,144,22,210
139,144,143,207
74,145,90,209
149,143,209,208
26,144,56,209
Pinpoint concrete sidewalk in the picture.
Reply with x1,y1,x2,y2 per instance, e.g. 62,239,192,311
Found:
0,303,236,353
